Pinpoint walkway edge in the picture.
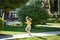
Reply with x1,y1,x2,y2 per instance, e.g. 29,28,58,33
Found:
0,31,60,40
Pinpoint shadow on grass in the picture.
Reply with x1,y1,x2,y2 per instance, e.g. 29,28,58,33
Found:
57,34,60,36
31,26,60,33
3,25,26,32
2,25,60,33
0,34,13,39
36,36,47,40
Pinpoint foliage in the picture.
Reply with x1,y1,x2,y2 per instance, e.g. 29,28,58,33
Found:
18,1,50,27
0,17,4,30
0,0,29,11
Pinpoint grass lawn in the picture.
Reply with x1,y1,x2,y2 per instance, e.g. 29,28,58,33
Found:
1,26,27,35
10,35,60,40
1,23,60,40
1,24,60,35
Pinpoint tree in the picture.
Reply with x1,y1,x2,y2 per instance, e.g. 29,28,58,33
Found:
0,0,29,19
18,1,50,28
0,0,29,11
0,0,29,35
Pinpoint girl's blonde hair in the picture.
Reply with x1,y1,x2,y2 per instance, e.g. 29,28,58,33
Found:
26,17,31,21
26,16,32,21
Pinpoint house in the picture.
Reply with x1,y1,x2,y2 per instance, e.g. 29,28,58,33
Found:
0,8,20,25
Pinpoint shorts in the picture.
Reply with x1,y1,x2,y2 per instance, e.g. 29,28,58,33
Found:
25,26,31,31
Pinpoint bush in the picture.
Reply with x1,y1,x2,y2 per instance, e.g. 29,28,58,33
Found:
18,2,50,28
0,17,5,30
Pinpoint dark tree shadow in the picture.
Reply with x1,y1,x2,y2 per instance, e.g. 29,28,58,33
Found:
2,25,60,33
35,36,47,40
3,25,26,32
31,26,60,33
0,34,13,39
57,34,60,36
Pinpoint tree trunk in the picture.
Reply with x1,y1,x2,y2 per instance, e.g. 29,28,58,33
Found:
2,13,4,20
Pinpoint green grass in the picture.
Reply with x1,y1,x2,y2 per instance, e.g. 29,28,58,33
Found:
1,26,27,35
1,31,26,35
1,24,60,40
10,35,60,40
1,25,60,35
31,26,60,33
47,23,60,26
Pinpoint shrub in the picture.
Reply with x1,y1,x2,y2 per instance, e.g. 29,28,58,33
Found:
18,2,50,28
0,17,5,30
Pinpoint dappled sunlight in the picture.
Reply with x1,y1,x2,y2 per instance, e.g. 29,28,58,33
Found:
1,31,26,35
47,23,60,26
1,25,60,40
1,25,60,34
36,23,60,28
0,31,60,40
31,26,60,33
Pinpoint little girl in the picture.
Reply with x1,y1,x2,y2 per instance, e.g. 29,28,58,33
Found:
25,16,32,36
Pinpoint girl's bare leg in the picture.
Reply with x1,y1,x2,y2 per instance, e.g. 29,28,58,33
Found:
26,30,32,36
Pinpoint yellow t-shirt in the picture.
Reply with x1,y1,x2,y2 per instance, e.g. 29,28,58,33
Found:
27,21,31,27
